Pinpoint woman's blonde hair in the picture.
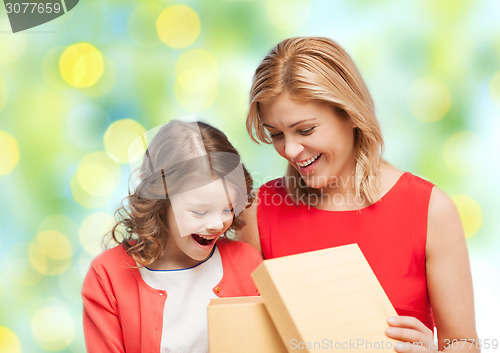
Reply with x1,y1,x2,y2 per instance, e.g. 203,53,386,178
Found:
110,120,253,267
247,36,383,204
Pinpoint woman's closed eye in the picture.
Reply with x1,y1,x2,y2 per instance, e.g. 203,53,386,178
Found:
298,126,316,135
269,131,283,139
269,127,316,139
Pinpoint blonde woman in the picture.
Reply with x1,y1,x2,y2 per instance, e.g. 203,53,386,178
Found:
240,37,478,352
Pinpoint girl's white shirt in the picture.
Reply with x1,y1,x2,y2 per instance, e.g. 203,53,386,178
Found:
139,246,223,353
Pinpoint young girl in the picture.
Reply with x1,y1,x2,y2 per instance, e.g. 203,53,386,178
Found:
82,120,263,353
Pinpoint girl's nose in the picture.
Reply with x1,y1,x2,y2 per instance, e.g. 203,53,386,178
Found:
205,215,224,232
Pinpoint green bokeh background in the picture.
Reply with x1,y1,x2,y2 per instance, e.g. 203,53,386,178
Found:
1,0,499,351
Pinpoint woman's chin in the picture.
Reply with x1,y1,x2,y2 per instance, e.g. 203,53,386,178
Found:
300,175,329,189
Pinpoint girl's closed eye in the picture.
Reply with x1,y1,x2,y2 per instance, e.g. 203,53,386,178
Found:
190,210,207,216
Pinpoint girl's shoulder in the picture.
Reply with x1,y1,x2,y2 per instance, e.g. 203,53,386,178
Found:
217,238,263,262
88,242,135,271
217,238,260,253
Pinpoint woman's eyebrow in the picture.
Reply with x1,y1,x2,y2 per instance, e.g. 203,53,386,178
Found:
263,119,316,130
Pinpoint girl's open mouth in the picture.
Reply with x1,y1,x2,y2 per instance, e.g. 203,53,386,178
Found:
191,234,217,247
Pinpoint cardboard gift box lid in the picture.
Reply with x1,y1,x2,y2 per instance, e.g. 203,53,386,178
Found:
251,243,399,353
207,296,288,353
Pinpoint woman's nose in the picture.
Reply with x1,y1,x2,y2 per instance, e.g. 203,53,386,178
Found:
284,138,304,161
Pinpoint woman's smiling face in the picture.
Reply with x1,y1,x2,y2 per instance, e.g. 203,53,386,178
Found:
259,93,357,189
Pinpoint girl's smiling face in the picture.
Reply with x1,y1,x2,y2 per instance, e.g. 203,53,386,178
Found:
259,93,357,190
164,178,237,269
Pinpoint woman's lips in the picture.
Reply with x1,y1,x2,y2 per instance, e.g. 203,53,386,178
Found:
296,153,322,173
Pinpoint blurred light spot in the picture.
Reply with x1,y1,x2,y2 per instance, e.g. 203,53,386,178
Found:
178,67,216,94
71,151,121,208
0,20,27,64
0,77,7,111
38,214,78,237
78,163,116,196
14,87,69,146
37,230,72,261
128,132,149,169
78,251,95,278
175,49,217,75
70,178,112,209
4,243,43,287
408,78,451,122
104,119,146,164
443,131,482,175
79,212,116,256
0,131,19,176
67,104,110,150
174,49,218,112
59,265,85,304
489,71,500,108
59,42,104,88
82,56,117,97
452,195,482,239
42,46,68,89
128,4,163,47
424,0,472,22
74,152,121,196
0,327,21,353
31,305,74,351
265,0,310,31
157,5,200,48
29,231,72,275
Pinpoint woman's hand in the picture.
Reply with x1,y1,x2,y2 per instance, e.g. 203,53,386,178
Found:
385,316,438,353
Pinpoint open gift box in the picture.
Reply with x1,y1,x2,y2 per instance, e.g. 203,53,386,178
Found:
207,296,287,353
208,243,399,353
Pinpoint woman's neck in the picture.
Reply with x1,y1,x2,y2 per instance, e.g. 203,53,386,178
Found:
314,162,370,211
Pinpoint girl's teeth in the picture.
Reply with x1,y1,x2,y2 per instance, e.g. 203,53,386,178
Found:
297,154,320,167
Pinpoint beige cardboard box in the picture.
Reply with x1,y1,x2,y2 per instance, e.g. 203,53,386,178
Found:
251,243,399,353
207,296,288,353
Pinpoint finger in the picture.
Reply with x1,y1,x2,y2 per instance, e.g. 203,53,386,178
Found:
388,316,431,334
393,341,433,353
386,327,432,347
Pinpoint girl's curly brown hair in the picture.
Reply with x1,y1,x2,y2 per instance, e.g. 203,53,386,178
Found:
109,120,254,267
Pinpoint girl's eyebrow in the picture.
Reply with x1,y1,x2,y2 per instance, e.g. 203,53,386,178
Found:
186,200,233,208
263,119,317,130
185,200,212,207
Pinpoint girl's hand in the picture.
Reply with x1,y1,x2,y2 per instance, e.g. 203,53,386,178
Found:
385,316,438,353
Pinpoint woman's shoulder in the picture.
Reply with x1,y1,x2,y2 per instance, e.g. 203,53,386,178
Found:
378,164,434,197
